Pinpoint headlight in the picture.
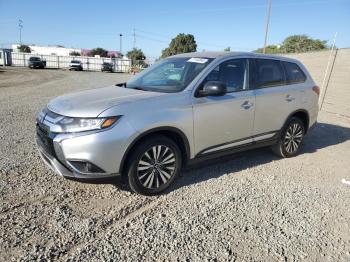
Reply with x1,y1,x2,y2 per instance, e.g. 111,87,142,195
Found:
56,116,120,133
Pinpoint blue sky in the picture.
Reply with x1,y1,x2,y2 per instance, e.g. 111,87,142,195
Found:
0,0,349,59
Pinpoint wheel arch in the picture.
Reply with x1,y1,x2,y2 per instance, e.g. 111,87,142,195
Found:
119,126,191,176
284,109,310,133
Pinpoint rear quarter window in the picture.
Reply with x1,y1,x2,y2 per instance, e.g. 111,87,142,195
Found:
255,59,285,88
282,61,307,84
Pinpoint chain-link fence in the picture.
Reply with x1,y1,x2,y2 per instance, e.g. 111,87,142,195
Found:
10,52,131,72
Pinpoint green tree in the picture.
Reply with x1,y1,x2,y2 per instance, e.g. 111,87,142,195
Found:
90,47,108,57
18,44,31,53
254,45,283,54
161,33,197,58
224,47,231,52
127,48,147,68
127,48,146,61
253,35,328,54
282,35,328,53
69,51,81,56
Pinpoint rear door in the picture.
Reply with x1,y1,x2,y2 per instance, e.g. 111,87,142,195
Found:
252,58,299,141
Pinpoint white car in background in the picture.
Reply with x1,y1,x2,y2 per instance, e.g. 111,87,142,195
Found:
69,60,83,71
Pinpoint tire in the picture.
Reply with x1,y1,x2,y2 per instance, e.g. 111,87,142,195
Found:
127,136,182,195
272,117,305,158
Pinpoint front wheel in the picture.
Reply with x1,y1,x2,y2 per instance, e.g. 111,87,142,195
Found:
127,136,182,195
272,117,305,158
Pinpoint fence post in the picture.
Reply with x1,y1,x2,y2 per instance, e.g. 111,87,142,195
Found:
2,51,5,66
23,53,25,67
320,48,338,111
57,56,60,68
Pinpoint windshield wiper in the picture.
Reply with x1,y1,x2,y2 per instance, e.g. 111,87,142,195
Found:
115,82,126,87
116,82,147,91
132,87,147,91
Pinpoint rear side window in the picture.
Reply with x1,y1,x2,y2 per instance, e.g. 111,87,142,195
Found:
255,59,284,88
282,61,306,84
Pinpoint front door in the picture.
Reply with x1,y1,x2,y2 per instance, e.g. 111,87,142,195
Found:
192,58,255,155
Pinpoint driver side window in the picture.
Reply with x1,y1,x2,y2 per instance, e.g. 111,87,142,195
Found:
204,59,248,92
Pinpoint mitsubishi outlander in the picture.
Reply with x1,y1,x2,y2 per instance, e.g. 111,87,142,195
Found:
36,52,319,195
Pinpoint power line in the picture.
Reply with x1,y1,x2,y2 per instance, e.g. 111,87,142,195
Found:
157,0,347,15
136,33,169,44
135,28,254,50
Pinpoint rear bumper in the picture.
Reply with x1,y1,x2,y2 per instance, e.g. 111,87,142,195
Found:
69,66,83,70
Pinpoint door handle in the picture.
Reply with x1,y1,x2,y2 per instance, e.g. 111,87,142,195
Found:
241,101,253,109
285,95,295,102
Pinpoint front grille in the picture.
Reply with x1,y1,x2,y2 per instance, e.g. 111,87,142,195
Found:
36,123,56,157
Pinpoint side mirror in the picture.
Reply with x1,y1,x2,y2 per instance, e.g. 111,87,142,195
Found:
198,81,227,97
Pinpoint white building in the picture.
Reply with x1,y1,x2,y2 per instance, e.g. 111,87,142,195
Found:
12,44,81,56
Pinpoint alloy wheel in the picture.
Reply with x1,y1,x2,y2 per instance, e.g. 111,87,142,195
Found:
137,145,176,189
284,123,303,154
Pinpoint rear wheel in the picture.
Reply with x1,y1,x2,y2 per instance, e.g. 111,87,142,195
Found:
127,136,182,195
272,117,305,158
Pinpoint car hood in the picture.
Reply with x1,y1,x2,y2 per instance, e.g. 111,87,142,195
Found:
47,86,164,117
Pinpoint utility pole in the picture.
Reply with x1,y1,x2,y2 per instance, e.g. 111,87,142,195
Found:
263,0,272,54
133,28,136,49
18,19,23,45
119,33,123,55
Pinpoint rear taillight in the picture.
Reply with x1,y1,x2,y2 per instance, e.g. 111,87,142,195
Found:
312,86,320,96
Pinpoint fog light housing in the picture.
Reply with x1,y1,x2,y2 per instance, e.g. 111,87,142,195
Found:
68,160,105,174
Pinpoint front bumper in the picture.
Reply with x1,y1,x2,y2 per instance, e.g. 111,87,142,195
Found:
36,134,120,179
35,118,135,179
37,146,75,178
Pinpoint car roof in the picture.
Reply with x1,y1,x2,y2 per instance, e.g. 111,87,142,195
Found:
172,51,248,58
171,51,301,63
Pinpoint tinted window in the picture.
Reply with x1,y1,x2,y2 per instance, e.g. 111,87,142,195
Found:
283,61,306,84
255,59,284,88
205,59,247,92
30,57,40,61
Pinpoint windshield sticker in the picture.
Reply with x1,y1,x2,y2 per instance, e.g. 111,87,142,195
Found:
187,58,208,64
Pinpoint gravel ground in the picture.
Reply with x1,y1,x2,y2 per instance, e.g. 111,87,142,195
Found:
0,67,349,261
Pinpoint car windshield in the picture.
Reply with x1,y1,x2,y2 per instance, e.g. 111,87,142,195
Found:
30,57,40,61
126,57,213,93
71,60,80,63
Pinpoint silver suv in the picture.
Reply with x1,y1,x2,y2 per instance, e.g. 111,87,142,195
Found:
36,52,319,195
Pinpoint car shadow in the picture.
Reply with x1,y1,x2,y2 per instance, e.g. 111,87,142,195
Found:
89,122,350,193
172,122,350,191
